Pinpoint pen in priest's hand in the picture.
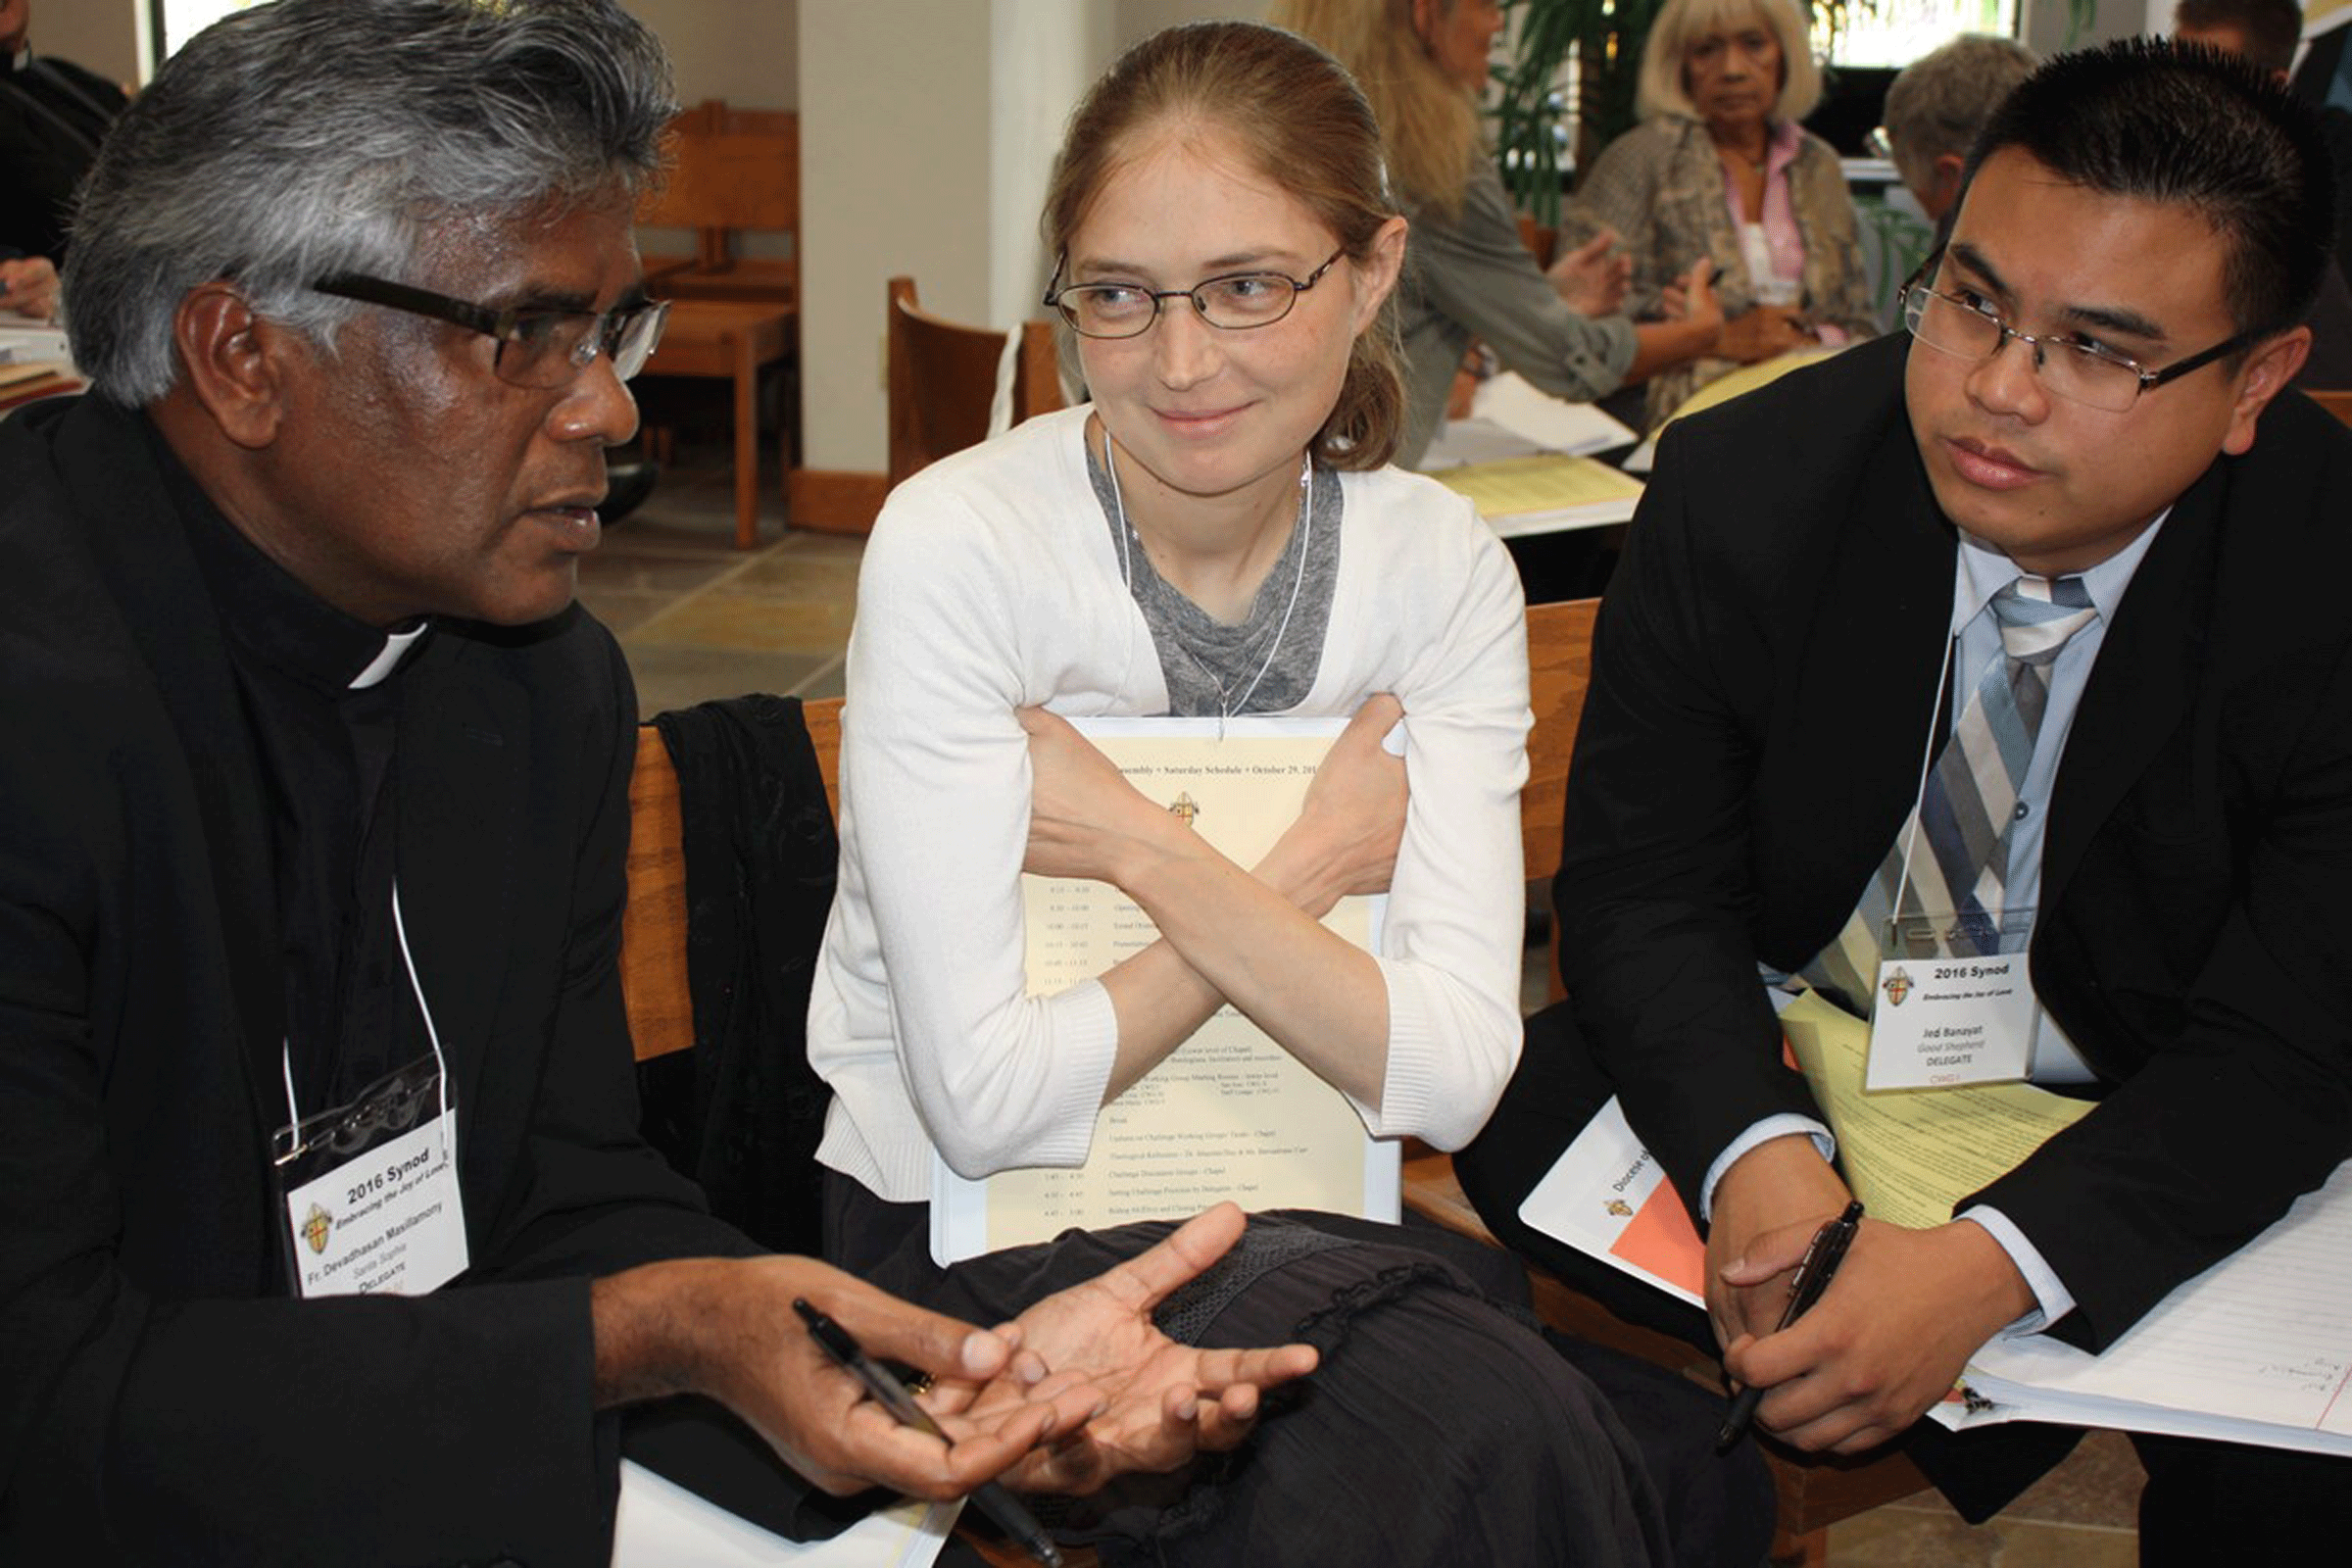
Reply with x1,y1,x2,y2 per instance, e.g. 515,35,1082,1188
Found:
793,1297,1065,1567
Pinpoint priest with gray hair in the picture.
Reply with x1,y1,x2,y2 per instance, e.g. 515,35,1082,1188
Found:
0,3,1307,1562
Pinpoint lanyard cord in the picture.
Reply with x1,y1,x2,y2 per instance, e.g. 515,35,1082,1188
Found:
278,878,452,1153
1886,631,1961,925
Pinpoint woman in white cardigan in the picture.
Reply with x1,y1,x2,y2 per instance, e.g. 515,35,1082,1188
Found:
804,21,1767,1566
811,37,1528,1229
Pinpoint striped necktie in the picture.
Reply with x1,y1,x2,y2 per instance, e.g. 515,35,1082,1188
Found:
1806,574,2098,1010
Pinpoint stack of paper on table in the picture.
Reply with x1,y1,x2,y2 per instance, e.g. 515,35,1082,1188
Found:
0,360,77,415
1520,990,2352,1454
1417,370,1638,465
0,318,72,366
1418,370,1638,468
1416,372,1644,536
1428,456,1644,538
932,716,1396,1265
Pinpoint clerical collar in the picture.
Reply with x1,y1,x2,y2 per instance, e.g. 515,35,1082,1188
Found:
7,45,28,74
350,624,428,689
149,415,430,697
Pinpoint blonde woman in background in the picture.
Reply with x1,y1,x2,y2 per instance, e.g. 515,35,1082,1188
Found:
1276,0,1725,466
1574,0,1877,426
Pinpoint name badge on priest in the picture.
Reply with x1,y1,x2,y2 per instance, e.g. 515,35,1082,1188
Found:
273,1056,468,1298
1865,912,2036,1091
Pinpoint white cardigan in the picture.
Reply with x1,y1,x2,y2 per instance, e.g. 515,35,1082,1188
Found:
808,406,1532,1202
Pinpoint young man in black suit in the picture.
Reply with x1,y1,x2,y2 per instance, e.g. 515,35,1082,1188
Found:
0,4,1308,1562
1460,38,2352,1560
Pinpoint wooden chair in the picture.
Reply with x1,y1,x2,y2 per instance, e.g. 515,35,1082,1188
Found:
634,101,801,551
641,101,800,306
2306,387,2352,429
886,276,1064,491
622,699,837,1063
619,600,1930,1564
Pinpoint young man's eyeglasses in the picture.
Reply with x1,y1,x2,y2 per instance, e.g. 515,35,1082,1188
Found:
311,273,670,389
1899,253,2257,414
1043,249,1348,340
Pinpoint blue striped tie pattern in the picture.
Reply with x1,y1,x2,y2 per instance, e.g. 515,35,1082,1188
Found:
1806,574,2097,1010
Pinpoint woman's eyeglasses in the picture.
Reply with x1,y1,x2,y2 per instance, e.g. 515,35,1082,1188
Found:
1043,249,1348,339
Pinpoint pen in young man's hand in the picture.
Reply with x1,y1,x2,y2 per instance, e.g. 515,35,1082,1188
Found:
793,1298,1065,1568
1714,1200,1865,1451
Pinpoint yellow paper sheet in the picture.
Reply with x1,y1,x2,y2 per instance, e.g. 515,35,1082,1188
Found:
1777,990,2092,1230
1656,346,1842,432
1430,454,1642,516
0,359,61,388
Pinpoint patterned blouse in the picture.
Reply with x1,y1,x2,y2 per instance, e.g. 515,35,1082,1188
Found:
1572,113,1878,427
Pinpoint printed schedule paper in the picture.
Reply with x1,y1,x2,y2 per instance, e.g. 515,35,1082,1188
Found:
1428,455,1644,537
931,716,1396,1265
1939,1160,2352,1455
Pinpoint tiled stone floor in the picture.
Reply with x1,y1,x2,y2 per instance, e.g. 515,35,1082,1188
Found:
1825,1430,2141,1565
579,449,856,715
590,442,2149,1565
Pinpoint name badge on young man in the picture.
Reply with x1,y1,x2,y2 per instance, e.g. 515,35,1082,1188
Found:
1865,911,2036,1091
273,1055,468,1298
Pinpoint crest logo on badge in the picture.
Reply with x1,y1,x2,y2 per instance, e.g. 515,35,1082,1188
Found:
1604,1199,1633,1219
302,1202,333,1255
1882,966,1913,1008
1165,791,1200,827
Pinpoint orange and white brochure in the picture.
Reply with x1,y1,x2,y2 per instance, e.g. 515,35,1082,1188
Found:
1516,1095,1706,1307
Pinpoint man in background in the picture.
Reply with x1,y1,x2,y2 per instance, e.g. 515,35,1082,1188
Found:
0,0,125,264
1881,33,2036,226
2173,0,2352,380
2175,0,2304,69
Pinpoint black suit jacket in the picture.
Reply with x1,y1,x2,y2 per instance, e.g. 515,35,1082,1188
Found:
0,55,124,258
1559,333,2352,1351
0,396,764,1564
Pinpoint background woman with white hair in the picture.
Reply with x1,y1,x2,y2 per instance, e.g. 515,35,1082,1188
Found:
1573,0,1877,426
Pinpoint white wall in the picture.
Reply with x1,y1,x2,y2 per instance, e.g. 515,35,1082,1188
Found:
2020,0,2149,55
799,1,997,470
1116,0,1269,51
988,2,1103,334
628,0,799,110
27,1,141,87
798,0,1255,473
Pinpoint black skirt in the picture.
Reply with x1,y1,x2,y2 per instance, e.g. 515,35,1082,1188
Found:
825,1173,1769,1567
